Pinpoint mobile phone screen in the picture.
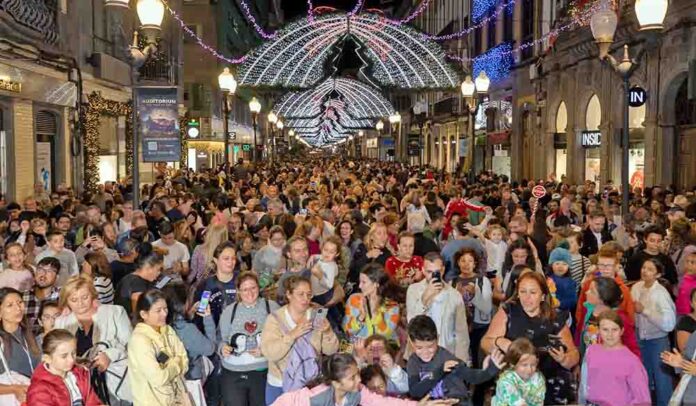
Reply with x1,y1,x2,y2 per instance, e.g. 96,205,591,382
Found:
198,291,212,313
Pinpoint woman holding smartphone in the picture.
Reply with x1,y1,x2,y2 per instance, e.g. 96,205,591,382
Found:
260,275,339,405
218,272,280,406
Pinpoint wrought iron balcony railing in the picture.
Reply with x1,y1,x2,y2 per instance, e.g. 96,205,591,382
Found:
0,0,60,46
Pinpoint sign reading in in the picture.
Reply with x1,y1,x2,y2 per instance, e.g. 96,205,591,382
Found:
137,87,181,162
532,185,546,199
581,130,601,148
628,86,647,107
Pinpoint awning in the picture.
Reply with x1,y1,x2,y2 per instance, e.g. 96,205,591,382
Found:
487,130,511,144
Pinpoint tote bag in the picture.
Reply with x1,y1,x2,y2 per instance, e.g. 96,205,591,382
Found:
0,342,31,406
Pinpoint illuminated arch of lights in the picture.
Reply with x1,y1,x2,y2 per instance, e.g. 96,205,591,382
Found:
275,78,394,119
238,12,459,89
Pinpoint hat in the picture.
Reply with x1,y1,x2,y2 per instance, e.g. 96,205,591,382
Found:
549,247,572,267
551,193,561,200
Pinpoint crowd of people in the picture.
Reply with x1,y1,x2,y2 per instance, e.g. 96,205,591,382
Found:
0,157,696,406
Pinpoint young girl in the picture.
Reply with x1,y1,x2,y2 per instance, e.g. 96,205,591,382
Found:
579,310,651,406
492,337,546,406
36,301,60,347
82,252,114,304
484,225,508,278
630,258,676,406
26,329,103,405
0,242,34,291
310,236,343,328
547,247,578,314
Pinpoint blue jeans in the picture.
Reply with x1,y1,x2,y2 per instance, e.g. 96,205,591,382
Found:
265,383,284,406
639,336,674,406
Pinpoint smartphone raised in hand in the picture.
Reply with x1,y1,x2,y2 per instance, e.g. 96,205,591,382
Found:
432,271,442,284
197,291,212,313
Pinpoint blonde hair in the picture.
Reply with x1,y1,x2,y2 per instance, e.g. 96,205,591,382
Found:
59,275,98,310
202,224,229,268
365,222,388,251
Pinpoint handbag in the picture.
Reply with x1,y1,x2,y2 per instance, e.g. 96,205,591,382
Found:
84,341,132,403
0,342,31,406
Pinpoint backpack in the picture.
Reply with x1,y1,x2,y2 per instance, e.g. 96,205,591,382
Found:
272,313,320,392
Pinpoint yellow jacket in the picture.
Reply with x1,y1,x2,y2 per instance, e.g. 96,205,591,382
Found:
127,323,190,406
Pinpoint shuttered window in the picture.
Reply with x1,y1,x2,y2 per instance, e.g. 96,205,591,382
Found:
35,110,57,137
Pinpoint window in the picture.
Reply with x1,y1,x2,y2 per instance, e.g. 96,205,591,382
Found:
183,25,201,44
487,13,496,48
503,3,513,42
521,0,535,60
35,110,58,192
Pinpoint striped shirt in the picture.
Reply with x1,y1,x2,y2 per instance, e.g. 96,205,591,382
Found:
570,254,591,291
94,276,114,304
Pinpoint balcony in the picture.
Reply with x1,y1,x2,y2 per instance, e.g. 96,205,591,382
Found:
0,0,60,48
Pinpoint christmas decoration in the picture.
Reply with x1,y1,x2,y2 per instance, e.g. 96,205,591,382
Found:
237,12,459,89
240,0,277,39
161,0,247,64
82,92,132,193
275,78,394,119
472,42,513,83
426,0,514,40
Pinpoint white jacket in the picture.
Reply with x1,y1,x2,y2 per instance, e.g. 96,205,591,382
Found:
406,279,470,363
630,280,676,341
55,303,133,401
485,239,507,275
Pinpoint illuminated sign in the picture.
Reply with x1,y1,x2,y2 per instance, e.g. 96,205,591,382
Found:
581,130,601,148
0,79,21,93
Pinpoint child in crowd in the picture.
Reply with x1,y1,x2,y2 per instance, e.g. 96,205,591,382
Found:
579,310,651,406
360,365,389,396
310,236,342,328
0,242,34,291
35,230,79,287
484,225,508,278
385,232,424,287
36,301,60,347
26,329,103,405
492,337,546,406
354,334,409,395
547,247,578,314
406,315,504,405
676,252,696,316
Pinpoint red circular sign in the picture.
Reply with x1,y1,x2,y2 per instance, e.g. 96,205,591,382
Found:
532,185,546,199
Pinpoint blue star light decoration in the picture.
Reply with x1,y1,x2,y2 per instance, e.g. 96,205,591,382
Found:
473,42,513,83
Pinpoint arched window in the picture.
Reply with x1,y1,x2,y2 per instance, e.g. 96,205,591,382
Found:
585,95,601,130
556,101,568,133
676,78,696,126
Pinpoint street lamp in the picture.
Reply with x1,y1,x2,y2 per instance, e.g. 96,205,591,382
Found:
105,0,166,209
413,101,427,167
590,0,668,215
218,67,237,171
461,71,489,184
388,112,401,161
249,97,261,163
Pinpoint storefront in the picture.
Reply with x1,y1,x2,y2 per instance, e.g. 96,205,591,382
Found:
583,95,602,186
628,104,646,189
366,137,379,159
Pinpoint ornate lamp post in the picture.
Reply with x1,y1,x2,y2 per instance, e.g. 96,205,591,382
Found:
461,71,489,184
105,0,165,209
249,97,261,163
375,120,384,160
218,67,237,170
388,112,401,161
590,0,668,215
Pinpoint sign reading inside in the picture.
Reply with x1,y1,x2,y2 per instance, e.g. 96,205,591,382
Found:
581,130,601,148
628,86,647,107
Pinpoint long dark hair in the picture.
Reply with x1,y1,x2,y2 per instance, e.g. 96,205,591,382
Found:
360,263,405,304
0,287,40,356
163,283,189,324
307,353,358,388
502,238,536,277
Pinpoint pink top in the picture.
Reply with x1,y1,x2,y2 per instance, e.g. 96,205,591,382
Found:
0,268,33,291
272,384,418,406
677,273,696,315
583,344,651,406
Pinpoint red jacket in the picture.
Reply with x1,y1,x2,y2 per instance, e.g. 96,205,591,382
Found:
26,363,102,406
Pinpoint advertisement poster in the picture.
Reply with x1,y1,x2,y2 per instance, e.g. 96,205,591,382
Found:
36,142,51,191
137,87,180,162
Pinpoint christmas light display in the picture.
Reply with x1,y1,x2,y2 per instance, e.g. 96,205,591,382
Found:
238,12,459,89
162,0,247,64
398,0,431,24
447,0,602,63
82,92,132,193
349,0,364,15
426,0,515,40
275,78,394,119
240,0,277,39
472,42,513,82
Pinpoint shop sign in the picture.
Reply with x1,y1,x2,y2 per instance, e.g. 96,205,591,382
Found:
628,86,647,107
487,130,510,145
242,144,251,151
136,87,180,162
0,78,21,93
581,130,601,148
366,138,378,148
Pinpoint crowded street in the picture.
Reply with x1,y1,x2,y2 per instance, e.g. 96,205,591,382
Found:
0,0,694,405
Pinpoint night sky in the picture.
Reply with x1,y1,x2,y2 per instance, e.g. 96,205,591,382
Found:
281,0,404,20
